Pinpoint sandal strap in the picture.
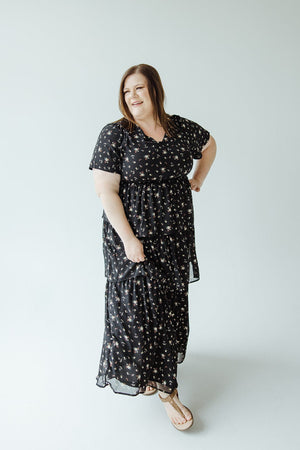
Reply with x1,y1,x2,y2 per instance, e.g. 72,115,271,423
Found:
169,398,186,419
159,388,177,402
159,388,186,420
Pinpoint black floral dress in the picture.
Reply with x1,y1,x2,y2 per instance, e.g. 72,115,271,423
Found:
89,114,210,396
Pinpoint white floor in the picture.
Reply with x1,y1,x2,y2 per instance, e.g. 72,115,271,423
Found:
3,349,300,450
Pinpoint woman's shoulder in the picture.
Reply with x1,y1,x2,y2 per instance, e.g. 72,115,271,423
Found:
171,114,198,128
171,114,209,137
98,120,125,144
101,119,124,132
106,117,137,138
167,114,196,137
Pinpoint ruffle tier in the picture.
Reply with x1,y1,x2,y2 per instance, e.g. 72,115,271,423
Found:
101,174,201,290
96,174,198,395
96,275,189,396
102,221,199,290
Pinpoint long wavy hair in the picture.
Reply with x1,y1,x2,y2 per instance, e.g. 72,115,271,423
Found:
113,64,178,138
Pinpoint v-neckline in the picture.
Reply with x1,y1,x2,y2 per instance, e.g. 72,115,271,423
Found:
136,125,167,144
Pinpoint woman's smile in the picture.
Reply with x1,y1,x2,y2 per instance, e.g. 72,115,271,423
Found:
132,101,143,107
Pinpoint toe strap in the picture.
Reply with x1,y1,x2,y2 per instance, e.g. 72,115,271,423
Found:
159,388,186,419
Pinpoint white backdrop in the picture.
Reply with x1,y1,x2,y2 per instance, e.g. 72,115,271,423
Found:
1,0,299,449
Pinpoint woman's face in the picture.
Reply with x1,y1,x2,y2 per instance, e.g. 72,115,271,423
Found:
123,73,153,121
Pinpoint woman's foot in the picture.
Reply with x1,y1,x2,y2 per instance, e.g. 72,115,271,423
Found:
159,390,192,425
142,385,157,395
145,385,156,393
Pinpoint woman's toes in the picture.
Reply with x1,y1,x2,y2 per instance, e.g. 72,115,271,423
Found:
172,412,186,425
146,385,155,392
184,409,192,420
183,410,191,420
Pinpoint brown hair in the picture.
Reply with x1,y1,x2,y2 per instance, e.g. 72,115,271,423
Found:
113,64,178,138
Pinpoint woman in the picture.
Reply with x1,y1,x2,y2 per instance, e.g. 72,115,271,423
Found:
89,64,216,431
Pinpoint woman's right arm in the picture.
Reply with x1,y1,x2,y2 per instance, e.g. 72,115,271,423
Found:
92,169,146,262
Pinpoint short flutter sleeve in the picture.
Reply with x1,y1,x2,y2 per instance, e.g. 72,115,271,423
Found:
88,122,123,174
190,120,210,159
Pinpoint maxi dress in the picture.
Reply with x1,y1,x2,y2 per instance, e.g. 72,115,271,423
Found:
89,114,210,396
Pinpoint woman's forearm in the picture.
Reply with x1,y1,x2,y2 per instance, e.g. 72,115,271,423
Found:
99,192,136,244
193,142,217,186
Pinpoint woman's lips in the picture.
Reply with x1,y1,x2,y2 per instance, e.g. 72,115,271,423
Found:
132,102,143,107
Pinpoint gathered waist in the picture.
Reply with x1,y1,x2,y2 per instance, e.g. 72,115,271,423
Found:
103,173,193,236
120,174,189,186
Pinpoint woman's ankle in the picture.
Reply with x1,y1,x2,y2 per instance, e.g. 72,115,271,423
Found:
159,389,174,398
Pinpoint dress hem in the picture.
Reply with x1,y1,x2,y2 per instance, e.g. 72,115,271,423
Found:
95,357,185,397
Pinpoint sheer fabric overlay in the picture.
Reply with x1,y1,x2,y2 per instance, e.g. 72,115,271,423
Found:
89,114,210,395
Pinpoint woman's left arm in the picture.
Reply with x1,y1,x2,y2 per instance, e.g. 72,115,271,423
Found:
189,135,217,192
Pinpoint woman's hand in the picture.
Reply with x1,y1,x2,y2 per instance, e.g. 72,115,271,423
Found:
189,177,203,192
123,235,147,263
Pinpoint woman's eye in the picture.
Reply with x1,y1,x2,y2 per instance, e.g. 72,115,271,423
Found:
123,87,143,95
